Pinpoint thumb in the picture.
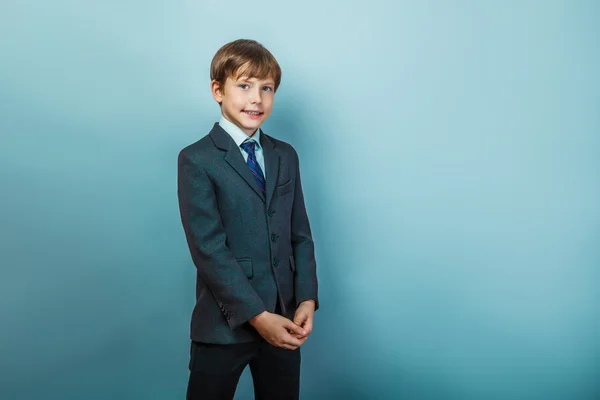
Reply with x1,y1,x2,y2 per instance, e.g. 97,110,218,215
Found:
294,310,308,324
285,319,307,336
293,314,305,326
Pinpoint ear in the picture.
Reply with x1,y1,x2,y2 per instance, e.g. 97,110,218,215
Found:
211,80,223,104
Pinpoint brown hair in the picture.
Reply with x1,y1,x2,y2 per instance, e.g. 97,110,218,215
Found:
210,39,282,92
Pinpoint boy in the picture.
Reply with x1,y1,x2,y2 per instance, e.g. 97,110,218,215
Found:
177,39,319,400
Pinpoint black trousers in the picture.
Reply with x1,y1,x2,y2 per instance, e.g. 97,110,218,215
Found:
186,303,301,400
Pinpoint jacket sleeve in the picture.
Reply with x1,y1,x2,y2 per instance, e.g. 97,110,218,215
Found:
290,149,320,310
177,150,266,329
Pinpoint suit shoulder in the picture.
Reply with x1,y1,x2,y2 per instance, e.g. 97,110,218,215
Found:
265,134,298,158
178,133,215,161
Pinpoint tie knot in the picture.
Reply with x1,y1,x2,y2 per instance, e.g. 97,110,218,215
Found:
240,140,257,154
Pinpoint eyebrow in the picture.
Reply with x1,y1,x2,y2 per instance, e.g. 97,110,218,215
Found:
237,78,275,86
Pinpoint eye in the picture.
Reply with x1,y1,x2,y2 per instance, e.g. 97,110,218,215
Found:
238,84,249,89
263,86,273,92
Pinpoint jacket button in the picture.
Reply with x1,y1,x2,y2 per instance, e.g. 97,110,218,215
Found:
270,233,279,242
268,209,275,217
273,259,280,268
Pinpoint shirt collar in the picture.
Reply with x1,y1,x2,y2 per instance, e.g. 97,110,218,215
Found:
219,116,262,149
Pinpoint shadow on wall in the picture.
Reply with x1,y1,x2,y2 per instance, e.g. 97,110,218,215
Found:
265,88,468,399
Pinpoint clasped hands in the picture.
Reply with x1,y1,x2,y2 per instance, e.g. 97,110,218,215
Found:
249,300,315,351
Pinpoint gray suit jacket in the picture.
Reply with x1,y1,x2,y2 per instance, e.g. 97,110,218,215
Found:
177,123,319,344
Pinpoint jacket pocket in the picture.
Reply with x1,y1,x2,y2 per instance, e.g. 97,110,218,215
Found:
236,258,254,279
276,179,294,196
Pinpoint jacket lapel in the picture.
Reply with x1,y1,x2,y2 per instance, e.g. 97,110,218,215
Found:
261,131,280,209
210,123,273,203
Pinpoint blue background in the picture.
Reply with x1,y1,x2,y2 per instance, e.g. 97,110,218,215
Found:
1,1,598,399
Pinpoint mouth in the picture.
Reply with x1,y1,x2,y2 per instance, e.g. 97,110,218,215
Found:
243,110,263,116
243,110,263,121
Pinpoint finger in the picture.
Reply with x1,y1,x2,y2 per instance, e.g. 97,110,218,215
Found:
293,317,307,328
285,320,307,336
283,332,303,348
278,339,299,350
286,329,306,339
290,320,310,337
275,341,296,351
295,334,308,345
302,319,313,334
293,312,306,323
290,331,306,340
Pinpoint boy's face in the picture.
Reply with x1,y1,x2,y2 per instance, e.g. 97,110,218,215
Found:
211,75,275,137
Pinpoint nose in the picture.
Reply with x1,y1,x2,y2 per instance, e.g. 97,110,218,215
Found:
248,88,262,104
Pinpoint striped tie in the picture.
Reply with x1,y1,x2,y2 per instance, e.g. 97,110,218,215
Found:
240,140,266,194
